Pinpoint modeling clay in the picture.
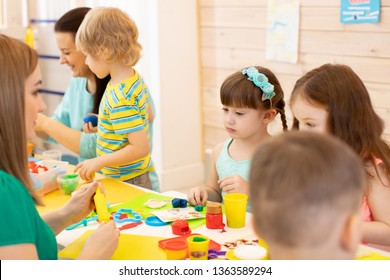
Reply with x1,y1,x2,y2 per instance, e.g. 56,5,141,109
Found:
93,187,110,223
118,221,143,231
171,198,187,208
144,199,168,209
28,161,49,173
83,115,98,127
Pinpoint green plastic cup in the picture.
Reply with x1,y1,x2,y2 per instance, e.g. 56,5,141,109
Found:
57,173,79,195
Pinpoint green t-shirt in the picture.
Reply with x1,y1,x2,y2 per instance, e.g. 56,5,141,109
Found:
0,170,57,259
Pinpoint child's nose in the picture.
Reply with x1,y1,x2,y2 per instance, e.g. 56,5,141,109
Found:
225,113,235,123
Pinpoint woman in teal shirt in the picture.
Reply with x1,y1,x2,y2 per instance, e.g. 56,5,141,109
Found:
0,35,119,260
35,7,160,192
35,7,109,162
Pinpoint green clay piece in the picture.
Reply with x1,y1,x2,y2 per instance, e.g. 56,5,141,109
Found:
60,182,77,195
64,174,78,179
193,237,207,242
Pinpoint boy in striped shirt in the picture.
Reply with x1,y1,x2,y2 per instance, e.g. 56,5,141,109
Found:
75,7,153,189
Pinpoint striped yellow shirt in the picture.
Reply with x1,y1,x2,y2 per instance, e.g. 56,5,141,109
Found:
97,70,151,181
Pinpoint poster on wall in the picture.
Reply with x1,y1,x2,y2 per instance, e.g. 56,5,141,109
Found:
340,0,380,23
265,0,300,64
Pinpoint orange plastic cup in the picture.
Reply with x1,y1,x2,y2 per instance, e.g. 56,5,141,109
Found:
164,240,187,260
27,142,34,157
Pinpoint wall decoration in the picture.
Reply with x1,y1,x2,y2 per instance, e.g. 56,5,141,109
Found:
341,0,380,24
265,0,300,64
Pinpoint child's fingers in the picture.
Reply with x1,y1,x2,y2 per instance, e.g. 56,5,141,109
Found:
73,163,82,173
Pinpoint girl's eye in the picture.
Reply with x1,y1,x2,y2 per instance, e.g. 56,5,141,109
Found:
222,108,228,112
306,122,315,128
236,112,244,116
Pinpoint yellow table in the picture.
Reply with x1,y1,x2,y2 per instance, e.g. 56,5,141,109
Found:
37,166,147,214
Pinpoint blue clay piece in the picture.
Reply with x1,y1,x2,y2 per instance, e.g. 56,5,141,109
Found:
83,115,98,127
194,205,203,212
172,198,187,208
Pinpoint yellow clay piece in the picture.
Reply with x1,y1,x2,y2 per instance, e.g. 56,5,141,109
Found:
94,187,110,223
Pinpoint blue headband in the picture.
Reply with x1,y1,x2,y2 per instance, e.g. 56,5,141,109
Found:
242,67,275,101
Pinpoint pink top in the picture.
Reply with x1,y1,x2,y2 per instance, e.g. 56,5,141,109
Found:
360,157,383,222
361,196,373,221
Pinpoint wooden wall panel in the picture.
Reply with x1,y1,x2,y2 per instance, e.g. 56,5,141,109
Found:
199,0,390,149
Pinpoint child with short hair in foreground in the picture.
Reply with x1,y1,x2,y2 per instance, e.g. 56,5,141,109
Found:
249,131,365,259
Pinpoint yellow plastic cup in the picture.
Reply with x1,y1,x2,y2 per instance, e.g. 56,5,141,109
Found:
224,193,248,228
165,240,187,260
186,235,210,260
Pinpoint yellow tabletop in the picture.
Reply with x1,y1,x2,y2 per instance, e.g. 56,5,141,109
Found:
37,165,147,214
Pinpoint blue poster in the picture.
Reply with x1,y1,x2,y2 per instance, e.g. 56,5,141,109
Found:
341,0,380,23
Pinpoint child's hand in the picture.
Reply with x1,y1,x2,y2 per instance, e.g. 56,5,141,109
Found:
74,158,102,181
83,113,98,133
188,187,208,206
218,175,249,196
34,113,49,132
78,220,119,260
82,122,98,133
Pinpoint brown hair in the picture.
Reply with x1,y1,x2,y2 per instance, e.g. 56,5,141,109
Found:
220,66,288,131
249,131,364,247
76,7,142,67
55,7,110,115
290,63,390,185
0,35,42,205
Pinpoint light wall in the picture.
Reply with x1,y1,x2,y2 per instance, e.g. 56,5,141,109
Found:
2,0,204,192
200,0,390,148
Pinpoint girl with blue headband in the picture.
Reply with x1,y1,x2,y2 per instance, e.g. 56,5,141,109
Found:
188,66,288,210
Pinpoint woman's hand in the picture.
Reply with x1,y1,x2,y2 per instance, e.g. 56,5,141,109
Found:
63,181,100,224
78,220,119,260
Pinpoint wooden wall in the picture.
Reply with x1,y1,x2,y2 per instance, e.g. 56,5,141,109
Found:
199,0,390,150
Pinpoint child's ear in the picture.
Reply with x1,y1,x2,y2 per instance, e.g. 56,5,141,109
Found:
100,47,110,60
340,214,361,253
262,109,277,123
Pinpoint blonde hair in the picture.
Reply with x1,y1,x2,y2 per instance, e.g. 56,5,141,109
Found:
0,35,42,205
76,7,142,66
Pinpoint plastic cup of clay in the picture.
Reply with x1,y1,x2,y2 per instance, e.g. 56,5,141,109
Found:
187,235,210,260
57,173,79,195
164,240,187,260
233,244,267,260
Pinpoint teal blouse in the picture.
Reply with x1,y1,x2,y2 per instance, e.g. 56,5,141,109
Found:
216,138,252,212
